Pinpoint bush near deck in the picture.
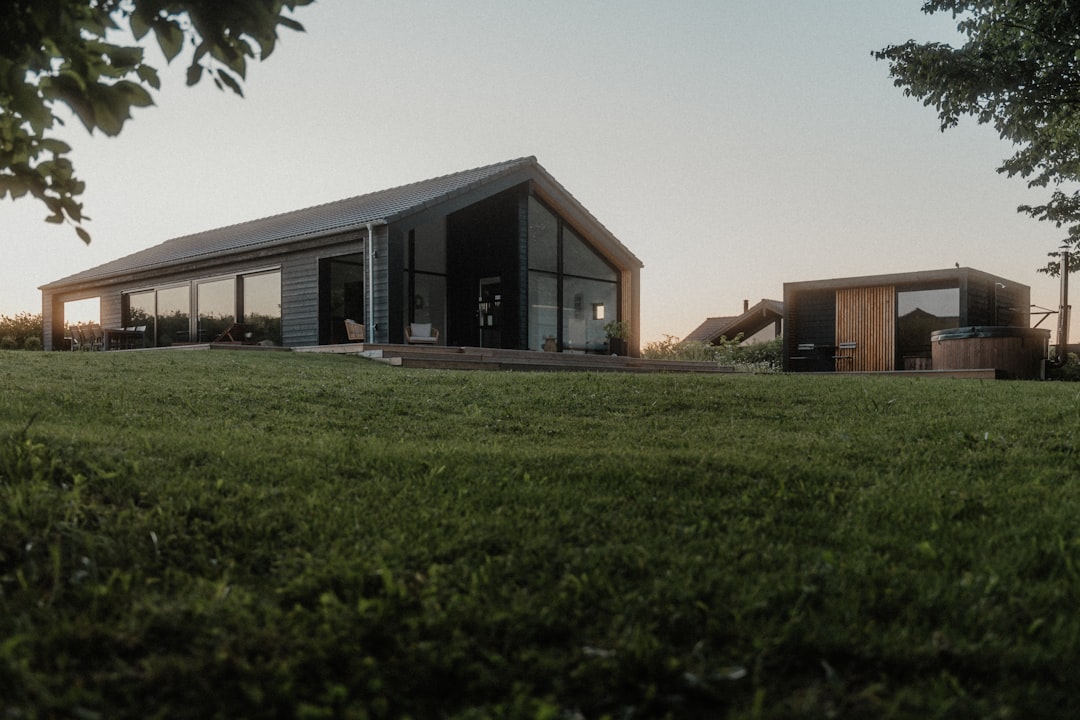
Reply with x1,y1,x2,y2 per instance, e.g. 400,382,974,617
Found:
0,313,42,350
1,349,1079,719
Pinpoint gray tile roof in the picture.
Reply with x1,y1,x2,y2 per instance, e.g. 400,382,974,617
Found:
43,156,558,289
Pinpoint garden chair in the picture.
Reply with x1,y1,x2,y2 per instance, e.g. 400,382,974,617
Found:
405,323,439,344
67,323,83,351
86,323,104,351
343,319,365,342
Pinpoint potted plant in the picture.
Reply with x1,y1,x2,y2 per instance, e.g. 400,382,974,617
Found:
604,320,629,356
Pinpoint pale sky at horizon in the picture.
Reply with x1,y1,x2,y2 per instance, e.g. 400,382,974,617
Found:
2,1,1075,343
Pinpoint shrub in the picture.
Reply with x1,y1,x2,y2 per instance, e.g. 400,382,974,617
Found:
716,335,783,373
0,313,43,350
1047,350,1080,381
643,334,783,372
642,335,719,361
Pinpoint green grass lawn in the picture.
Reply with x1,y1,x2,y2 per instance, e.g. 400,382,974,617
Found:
2,348,1080,718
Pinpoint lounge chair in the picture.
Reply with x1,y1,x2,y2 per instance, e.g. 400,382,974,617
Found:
344,319,365,342
405,323,439,344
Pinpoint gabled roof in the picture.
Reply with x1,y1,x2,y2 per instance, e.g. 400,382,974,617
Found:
43,156,640,290
684,299,784,344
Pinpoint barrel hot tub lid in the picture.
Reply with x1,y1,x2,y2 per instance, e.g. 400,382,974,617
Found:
930,326,1051,341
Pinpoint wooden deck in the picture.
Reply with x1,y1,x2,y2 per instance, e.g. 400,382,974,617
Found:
294,343,732,374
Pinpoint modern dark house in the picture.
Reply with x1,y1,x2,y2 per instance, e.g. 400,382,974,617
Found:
783,267,1031,372
40,157,643,355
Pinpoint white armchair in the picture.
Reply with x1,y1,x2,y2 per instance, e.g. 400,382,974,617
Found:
405,323,439,344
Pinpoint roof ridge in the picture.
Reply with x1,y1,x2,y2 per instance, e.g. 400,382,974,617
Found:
160,155,538,245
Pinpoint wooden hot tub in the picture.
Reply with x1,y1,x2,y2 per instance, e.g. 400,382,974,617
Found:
930,326,1050,380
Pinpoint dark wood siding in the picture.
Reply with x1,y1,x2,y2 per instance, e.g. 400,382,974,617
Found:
281,251,318,347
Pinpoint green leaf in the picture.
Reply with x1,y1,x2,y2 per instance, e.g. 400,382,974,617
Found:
129,9,151,41
62,197,82,224
216,70,244,97
277,16,305,33
136,64,161,91
186,63,204,87
39,138,71,155
76,226,91,244
0,175,30,199
114,81,155,109
154,20,185,63
90,91,127,136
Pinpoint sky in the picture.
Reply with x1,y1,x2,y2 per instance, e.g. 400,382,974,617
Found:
2,1,1074,344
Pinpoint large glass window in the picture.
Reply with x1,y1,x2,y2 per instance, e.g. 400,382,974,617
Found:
411,273,446,331
242,271,281,345
123,268,280,347
123,290,156,347
197,277,236,342
125,291,155,329
156,285,190,346
528,272,558,351
897,287,959,367
527,197,621,352
562,277,618,353
404,226,447,341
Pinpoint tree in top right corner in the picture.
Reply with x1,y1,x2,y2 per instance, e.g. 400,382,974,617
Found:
876,1,1080,273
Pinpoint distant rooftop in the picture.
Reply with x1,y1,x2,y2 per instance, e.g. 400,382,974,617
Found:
684,299,784,344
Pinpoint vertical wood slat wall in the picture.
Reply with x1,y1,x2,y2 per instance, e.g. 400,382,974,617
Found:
835,286,895,371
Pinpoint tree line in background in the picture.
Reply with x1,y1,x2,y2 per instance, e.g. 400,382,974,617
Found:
0,313,43,350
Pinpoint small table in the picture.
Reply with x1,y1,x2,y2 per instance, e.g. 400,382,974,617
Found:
103,327,147,350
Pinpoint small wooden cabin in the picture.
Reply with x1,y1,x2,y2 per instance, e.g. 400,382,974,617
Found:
783,267,1031,372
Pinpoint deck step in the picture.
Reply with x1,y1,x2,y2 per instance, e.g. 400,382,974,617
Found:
341,344,731,373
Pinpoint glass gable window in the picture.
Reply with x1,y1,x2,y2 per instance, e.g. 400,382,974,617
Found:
563,227,616,282
528,198,558,273
528,197,620,352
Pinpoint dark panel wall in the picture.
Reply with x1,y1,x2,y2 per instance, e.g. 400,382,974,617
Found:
964,275,1030,327
446,188,523,348
785,289,836,371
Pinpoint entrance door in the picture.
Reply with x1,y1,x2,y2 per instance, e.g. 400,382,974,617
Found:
478,276,502,348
